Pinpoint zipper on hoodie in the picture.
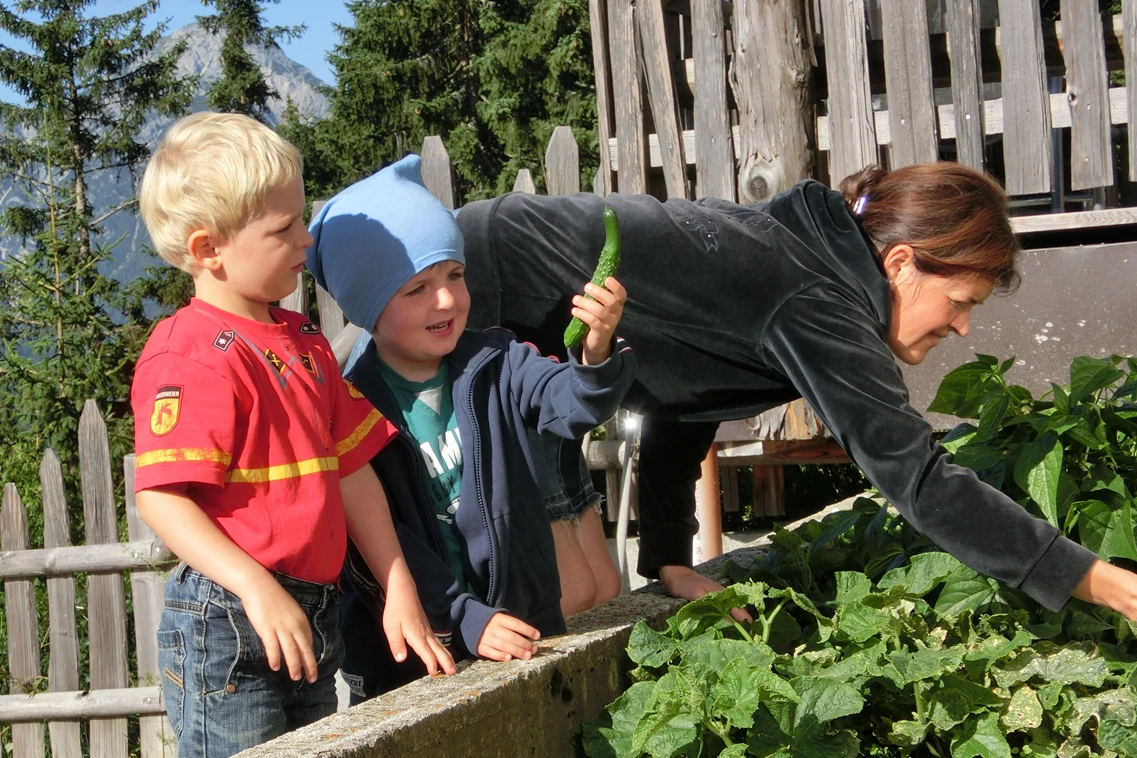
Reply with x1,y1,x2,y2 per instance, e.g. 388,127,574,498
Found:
458,348,499,603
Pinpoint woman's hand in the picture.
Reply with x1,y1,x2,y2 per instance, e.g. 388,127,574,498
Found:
1072,559,1137,619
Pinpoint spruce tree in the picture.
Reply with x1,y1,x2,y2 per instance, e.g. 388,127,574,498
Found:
198,0,304,122
0,0,192,522
277,0,597,203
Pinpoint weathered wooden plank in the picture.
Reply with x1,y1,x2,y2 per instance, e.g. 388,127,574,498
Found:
420,136,456,210
512,168,537,194
314,282,346,343
79,400,130,758
40,450,83,758
0,539,172,579
545,126,581,197
819,0,878,184
1060,0,1114,191
998,0,1052,195
879,0,938,167
608,0,648,193
731,0,812,202
125,456,176,758
721,465,740,513
2,483,46,758
752,465,786,517
1010,206,1137,233
0,687,165,722
638,0,687,197
1126,0,1137,180
589,0,615,195
945,0,985,170
691,0,734,200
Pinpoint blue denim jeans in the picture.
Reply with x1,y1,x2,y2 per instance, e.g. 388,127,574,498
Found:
531,430,601,522
157,564,343,758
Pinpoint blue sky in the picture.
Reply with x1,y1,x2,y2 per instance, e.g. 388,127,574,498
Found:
5,0,356,86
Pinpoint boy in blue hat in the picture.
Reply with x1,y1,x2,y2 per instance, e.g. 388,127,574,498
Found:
307,155,636,699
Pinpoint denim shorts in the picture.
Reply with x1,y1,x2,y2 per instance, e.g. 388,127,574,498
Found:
157,564,344,758
531,430,601,522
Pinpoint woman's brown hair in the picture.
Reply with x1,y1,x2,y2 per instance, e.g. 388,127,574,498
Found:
839,162,1020,292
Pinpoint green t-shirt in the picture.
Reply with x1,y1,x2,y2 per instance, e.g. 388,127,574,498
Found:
376,358,469,592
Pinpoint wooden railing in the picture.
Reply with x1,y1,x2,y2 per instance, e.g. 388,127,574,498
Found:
1,400,176,757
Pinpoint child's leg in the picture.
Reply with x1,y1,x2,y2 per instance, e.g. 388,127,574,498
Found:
551,518,599,617
576,504,622,605
159,565,290,758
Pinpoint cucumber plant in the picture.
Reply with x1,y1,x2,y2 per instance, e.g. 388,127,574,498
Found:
583,355,1137,758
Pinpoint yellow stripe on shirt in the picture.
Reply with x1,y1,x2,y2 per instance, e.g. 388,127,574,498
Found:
226,456,339,484
136,447,233,468
336,407,385,458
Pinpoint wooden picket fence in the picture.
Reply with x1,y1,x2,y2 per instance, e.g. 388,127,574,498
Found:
1,400,175,758
590,0,1137,227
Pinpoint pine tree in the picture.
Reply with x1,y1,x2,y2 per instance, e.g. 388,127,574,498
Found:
277,0,597,204
0,0,193,524
198,0,304,123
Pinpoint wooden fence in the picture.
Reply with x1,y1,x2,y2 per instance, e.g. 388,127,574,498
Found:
589,0,1137,225
1,400,175,758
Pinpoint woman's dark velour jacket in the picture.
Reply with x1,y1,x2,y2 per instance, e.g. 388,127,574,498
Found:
339,327,635,699
455,181,1096,613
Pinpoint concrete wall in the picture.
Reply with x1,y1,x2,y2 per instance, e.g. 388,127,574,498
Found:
240,498,861,757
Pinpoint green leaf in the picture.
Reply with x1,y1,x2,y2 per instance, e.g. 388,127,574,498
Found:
929,360,1000,418
976,393,1011,443
934,564,998,617
628,621,681,668
1051,383,1070,415
1069,356,1124,403
833,572,872,605
953,444,1008,474
834,601,890,644
711,659,765,729
681,637,776,680
992,644,1109,689
1013,431,1062,524
1001,686,1044,732
1000,356,1017,374
582,681,654,758
1100,503,1137,562
951,711,1012,758
791,676,864,726
963,630,1034,676
887,648,967,686
889,720,930,747
716,745,749,758
879,552,961,597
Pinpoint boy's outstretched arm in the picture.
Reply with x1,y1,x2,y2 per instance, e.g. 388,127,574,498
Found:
340,465,458,676
135,485,320,683
571,276,627,366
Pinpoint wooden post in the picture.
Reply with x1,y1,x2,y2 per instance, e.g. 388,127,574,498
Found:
732,0,814,202
608,0,649,193
79,400,130,757
820,0,878,185
1059,0,1113,192
1125,0,1137,181
879,0,938,168
638,0,688,198
946,0,985,171
513,168,537,194
998,0,1053,195
589,0,615,196
693,443,723,563
41,450,83,758
691,0,735,201
124,456,176,757
420,136,457,209
545,126,581,197
752,464,786,517
2,483,46,758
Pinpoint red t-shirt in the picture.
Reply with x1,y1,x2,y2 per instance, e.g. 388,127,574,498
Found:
131,298,395,584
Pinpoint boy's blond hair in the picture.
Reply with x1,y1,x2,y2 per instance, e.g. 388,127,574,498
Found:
139,112,304,272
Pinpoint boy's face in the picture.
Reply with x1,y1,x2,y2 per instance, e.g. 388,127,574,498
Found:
372,260,469,381
205,176,312,318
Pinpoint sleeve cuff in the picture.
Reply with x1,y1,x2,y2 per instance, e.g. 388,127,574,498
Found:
455,599,502,658
1019,535,1098,612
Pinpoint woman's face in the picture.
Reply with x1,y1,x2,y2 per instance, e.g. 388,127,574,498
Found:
884,244,995,366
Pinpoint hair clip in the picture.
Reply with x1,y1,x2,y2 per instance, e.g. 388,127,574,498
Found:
852,195,868,215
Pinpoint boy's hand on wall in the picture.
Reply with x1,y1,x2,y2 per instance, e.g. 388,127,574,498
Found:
574,276,627,366
241,575,320,682
477,612,541,662
382,573,458,676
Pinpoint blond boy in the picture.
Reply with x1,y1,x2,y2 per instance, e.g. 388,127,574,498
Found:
131,113,454,757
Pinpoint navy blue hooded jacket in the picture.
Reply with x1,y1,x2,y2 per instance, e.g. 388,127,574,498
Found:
339,327,635,698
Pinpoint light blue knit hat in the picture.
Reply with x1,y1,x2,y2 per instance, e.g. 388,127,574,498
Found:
306,154,465,331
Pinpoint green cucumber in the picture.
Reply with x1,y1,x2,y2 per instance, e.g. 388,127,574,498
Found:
564,205,621,348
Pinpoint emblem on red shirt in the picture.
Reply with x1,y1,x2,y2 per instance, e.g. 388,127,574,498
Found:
263,348,286,374
300,351,317,375
213,330,235,351
344,379,365,399
300,321,321,334
150,385,182,436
